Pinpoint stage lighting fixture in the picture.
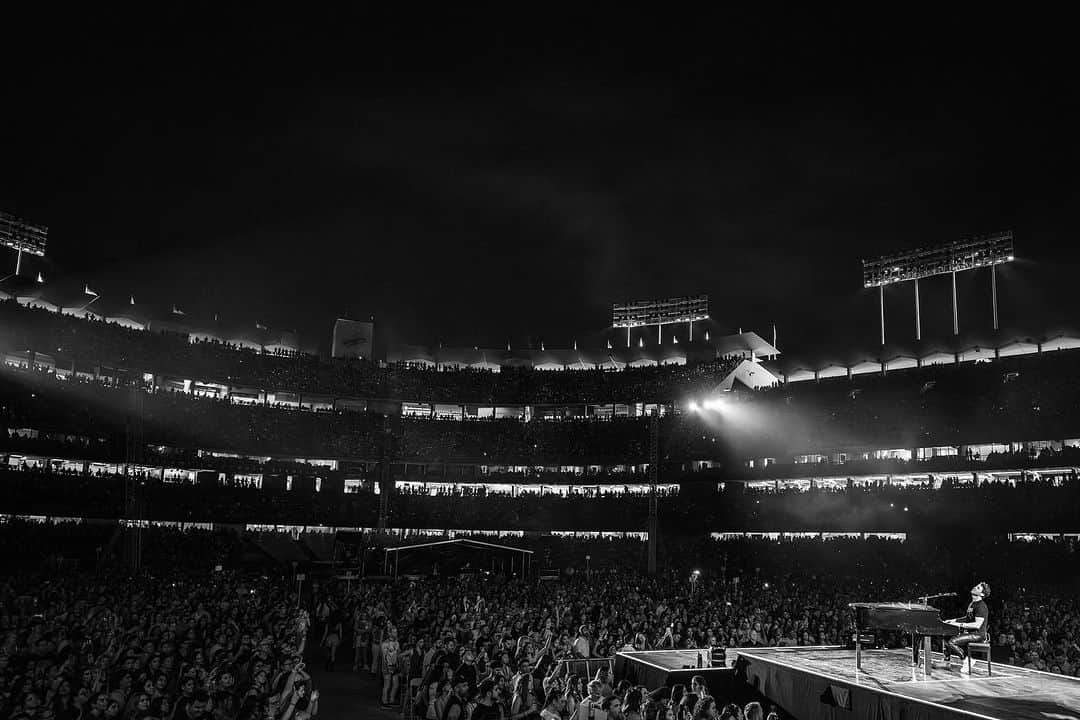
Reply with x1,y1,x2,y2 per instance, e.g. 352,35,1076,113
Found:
703,398,725,412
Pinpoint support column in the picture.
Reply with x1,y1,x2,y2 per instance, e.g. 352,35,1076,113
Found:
951,271,959,335
15,249,22,276
914,278,921,341
879,285,886,346
658,323,662,344
647,412,659,575
992,264,999,331
689,319,693,342
627,326,631,348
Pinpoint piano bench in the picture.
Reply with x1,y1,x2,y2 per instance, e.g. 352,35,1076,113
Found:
968,641,991,676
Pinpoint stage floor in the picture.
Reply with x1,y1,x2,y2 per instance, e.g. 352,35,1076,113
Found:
618,649,713,671
614,649,730,692
735,646,1080,720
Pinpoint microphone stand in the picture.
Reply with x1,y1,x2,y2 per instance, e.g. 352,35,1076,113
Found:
912,592,957,670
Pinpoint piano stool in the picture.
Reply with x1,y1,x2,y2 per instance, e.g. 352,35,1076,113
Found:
968,640,992,676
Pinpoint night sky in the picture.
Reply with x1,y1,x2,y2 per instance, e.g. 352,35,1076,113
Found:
3,10,1078,358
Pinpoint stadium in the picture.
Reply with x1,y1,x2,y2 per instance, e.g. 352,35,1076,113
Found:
3,12,1080,720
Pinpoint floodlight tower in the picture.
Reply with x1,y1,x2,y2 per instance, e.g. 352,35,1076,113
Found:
0,212,48,277
862,232,1014,344
614,295,708,348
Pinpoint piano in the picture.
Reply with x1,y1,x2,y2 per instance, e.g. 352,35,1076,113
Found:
849,602,959,675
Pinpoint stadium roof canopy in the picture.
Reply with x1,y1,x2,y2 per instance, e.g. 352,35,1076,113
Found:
763,330,1080,383
385,330,779,371
1,276,307,353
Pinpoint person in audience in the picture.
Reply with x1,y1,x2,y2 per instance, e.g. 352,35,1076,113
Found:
426,680,452,720
379,628,400,708
574,680,606,720
622,689,645,720
601,694,623,720
470,679,500,720
540,689,566,720
319,611,342,672
442,678,469,720
691,696,718,719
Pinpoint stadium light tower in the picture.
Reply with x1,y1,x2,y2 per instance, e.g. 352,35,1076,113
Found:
0,211,48,277
614,295,708,348
862,232,1013,344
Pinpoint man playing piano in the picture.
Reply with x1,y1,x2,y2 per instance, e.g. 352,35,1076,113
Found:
941,581,990,674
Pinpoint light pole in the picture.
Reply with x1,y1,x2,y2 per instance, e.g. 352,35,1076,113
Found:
690,569,701,595
72,285,100,316
585,555,591,577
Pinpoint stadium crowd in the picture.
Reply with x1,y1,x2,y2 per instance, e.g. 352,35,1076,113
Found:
4,460,1080,534
291,533,1080,720
0,368,728,464
5,297,1080,719
0,536,320,720
1,520,1078,720
0,300,741,406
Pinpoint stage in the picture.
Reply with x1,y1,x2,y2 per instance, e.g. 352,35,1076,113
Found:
734,646,1080,720
615,649,731,690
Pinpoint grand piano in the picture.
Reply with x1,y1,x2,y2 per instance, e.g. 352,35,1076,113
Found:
850,602,959,675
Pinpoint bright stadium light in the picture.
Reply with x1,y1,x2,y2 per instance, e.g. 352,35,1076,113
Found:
614,294,708,347
703,398,726,412
0,211,48,277
862,232,1013,288
862,231,1014,344
687,401,700,413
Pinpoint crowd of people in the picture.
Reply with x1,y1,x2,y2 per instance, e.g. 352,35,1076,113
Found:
4,458,1080,534
735,349,1080,459
308,534,1079,720
0,538,320,720
1,520,1079,720
6,457,1080,533
0,300,742,406
6,297,1080,719
0,368,728,464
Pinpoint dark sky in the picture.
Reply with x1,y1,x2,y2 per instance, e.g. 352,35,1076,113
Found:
3,9,1078,357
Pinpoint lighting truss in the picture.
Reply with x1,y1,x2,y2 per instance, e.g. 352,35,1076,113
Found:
862,231,1013,289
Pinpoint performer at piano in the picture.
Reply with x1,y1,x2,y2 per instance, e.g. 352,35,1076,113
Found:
942,581,990,674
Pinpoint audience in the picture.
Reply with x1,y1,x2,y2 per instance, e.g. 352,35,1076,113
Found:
0,300,741,406
4,297,1080,720
1,521,1078,720
0,535,316,720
